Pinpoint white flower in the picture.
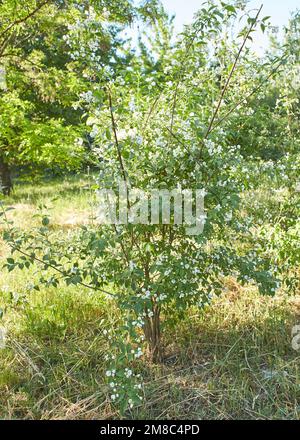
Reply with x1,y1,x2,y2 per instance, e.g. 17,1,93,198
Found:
129,98,136,112
136,135,143,145
135,348,143,359
117,128,137,141
90,125,99,138
129,261,136,271
76,138,83,147
128,398,134,408
125,368,133,378
80,90,94,103
225,211,233,222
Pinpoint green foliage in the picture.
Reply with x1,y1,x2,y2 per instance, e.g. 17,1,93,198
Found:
0,0,299,417
0,0,162,184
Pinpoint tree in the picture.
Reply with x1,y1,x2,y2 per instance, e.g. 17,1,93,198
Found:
0,0,156,194
0,1,51,194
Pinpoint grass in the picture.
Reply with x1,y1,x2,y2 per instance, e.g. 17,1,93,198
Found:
0,175,299,420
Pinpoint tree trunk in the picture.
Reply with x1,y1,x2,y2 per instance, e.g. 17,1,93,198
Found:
0,155,12,196
144,305,162,363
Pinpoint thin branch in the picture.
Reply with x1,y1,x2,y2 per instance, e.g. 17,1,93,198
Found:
0,32,14,58
0,204,117,297
10,243,117,297
0,0,50,40
164,126,190,154
107,90,146,265
204,4,263,139
142,93,162,132
169,32,199,133
107,89,128,184
210,59,285,132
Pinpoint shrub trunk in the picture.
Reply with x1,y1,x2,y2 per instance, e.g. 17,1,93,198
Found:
144,305,162,363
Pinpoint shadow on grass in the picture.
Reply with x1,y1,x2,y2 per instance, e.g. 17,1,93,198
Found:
140,290,300,420
5,174,93,205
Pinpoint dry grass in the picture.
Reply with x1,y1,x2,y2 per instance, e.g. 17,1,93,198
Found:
0,281,299,420
0,175,299,420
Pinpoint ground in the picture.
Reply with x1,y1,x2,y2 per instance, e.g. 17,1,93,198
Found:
0,175,299,420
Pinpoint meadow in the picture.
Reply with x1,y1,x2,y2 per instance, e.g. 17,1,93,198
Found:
1,0,300,421
0,175,299,420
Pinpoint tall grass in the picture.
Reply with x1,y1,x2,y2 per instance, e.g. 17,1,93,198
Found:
0,176,299,420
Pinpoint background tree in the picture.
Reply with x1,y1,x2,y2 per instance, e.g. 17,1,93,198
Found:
0,0,160,194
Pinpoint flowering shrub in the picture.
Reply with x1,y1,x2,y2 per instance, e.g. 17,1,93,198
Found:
2,1,299,414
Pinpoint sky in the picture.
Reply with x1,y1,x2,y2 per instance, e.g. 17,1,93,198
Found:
160,0,300,54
